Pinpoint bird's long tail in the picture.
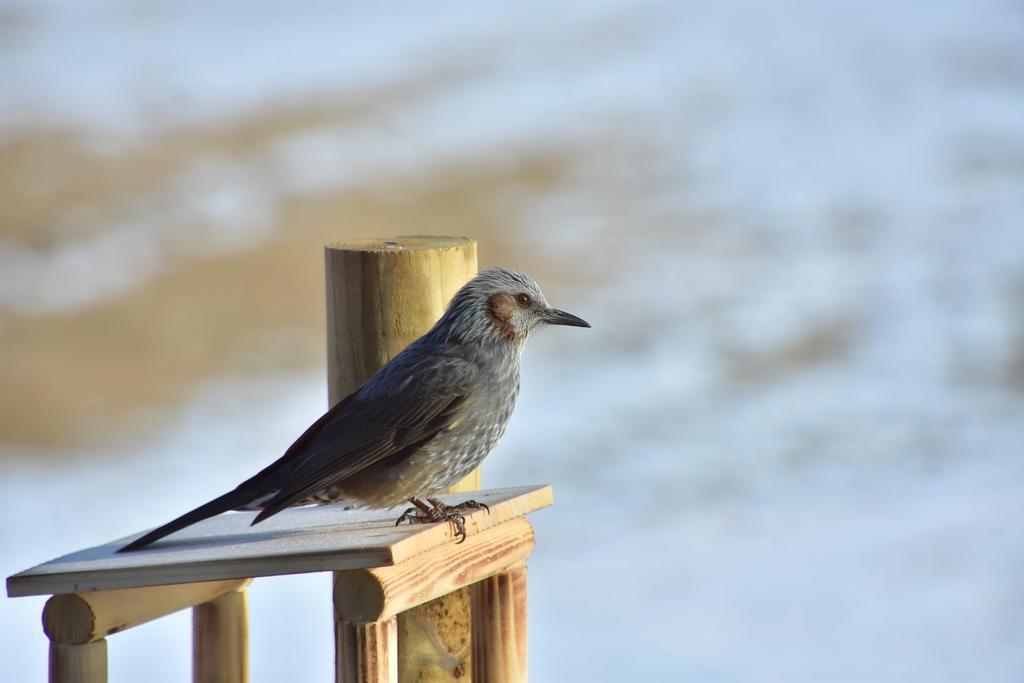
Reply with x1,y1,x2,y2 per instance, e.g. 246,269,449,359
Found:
118,487,259,552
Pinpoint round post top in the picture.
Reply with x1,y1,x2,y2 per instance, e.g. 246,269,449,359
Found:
326,236,474,253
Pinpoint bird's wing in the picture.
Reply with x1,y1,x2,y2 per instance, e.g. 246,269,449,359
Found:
249,350,477,523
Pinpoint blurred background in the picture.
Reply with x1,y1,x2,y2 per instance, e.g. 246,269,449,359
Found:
2,1,1023,680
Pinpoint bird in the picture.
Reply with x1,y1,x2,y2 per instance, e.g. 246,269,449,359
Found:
119,266,590,551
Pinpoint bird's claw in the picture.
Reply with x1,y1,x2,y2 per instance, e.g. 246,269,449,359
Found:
448,499,490,515
395,507,422,527
394,497,489,543
447,512,468,543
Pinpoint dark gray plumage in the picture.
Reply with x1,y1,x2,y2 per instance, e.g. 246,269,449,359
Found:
120,267,589,551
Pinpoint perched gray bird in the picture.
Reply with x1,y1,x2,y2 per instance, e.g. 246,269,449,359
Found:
120,267,589,551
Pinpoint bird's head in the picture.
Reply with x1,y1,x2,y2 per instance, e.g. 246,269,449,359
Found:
437,266,590,345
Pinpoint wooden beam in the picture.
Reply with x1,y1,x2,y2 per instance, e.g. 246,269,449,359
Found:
335,617,397,683
325,236,480,682
49,640,107,683
334,518,534,623
193,585,249,683
8,485,551,598
42,579,251,645
471,564,528,683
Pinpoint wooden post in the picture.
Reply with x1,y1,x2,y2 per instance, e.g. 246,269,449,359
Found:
326,236,479,682
193,586,250,683
49,641,107,683
336,618,398,683
470,565,528,683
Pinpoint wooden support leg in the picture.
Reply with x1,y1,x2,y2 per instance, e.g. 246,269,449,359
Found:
335,617,397,683
49,640,107,683
470,564,528,683
193,586,249,683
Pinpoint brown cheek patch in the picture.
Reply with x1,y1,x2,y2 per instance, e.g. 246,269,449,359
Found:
485,293,518,341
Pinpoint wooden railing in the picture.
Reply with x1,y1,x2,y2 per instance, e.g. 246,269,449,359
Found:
11,485,549,682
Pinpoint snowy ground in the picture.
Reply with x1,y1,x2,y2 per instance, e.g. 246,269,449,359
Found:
3,1,1023,681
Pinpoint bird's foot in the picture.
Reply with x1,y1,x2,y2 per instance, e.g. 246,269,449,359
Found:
426,497,491,542
395,497,435,527
394,497,490,543
428,497,490,516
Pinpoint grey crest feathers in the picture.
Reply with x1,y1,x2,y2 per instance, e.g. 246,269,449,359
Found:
434,266,589,344
119,266,589,552
434,267,548,344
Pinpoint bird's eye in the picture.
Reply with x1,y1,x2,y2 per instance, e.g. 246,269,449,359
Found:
516,293,531,307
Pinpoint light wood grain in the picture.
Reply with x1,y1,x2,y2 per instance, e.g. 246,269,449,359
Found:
334,518,535,623
7,485,551,598
471,565,528,683
49,640,107,683
193,586,249,683
335,617,397,683
396,592,472,682
325,236,481,683
42,578,250,645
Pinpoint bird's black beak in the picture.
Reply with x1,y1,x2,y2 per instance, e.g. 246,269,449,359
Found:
544,308,591,328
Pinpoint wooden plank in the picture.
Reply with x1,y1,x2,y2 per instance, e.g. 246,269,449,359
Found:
471,565,528,683
7,485,552,597
334,518,535,623
42,578,250,645
49,640,107,683
335,617,397,683
194,587,249,683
